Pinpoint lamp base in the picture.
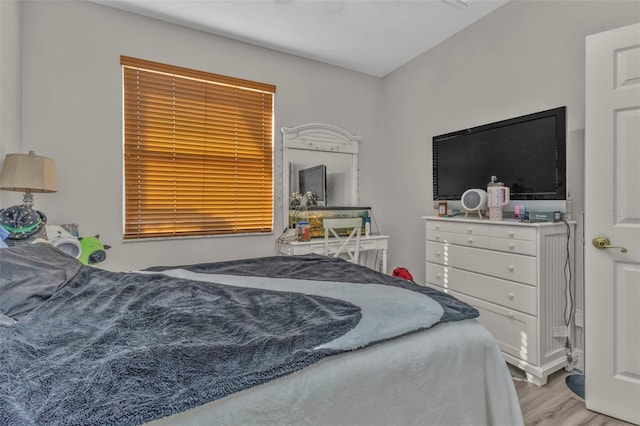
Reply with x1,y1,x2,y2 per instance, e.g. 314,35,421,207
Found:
22,190,34,209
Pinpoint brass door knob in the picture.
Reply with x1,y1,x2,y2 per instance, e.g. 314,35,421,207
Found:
592,237,628,253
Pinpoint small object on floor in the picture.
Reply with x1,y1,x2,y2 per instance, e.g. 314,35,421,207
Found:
565,371,584,399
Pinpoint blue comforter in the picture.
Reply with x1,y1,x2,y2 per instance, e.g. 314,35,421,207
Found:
0,244,477,425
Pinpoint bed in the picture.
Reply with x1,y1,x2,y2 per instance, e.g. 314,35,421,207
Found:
0,243,523,425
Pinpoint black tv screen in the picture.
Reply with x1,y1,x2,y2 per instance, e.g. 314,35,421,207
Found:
433,107,566,202
299,164,327,206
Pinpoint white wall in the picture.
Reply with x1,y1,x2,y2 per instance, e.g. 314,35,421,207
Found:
18,0,381,270
0,0,24,207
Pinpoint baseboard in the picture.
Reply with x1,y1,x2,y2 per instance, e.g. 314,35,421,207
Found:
502,352,567,386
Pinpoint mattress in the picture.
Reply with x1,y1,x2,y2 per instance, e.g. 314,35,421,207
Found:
150,319,523,426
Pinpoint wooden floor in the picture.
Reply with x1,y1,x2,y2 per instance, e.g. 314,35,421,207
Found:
514,369,635,426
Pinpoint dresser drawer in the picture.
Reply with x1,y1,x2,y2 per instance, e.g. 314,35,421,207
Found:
489,237,537,256
428,242,537,285
426,241,449,265
492,224,537,241
426,219,489,236
426,229,457,244
454,292,539,366
426,261,447,287
446,221,490,237
427,262,536,315
425,220,457,232
454,233,489,248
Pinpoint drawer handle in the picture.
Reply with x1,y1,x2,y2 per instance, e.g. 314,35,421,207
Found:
467,227,473,234
436,225,440,230
436,234,441,240
508,312,515,319
509,231,515,237
436,251,441,257
508,292,515,300
508,265,515,272
509,243,515,250
468,238,473,244
436,273,441,279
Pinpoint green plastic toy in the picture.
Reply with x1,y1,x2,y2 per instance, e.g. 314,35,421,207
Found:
78,235,111,265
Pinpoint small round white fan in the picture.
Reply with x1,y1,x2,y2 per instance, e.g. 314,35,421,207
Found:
461,189,487,218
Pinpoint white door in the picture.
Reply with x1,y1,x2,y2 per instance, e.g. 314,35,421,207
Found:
585,22,640,425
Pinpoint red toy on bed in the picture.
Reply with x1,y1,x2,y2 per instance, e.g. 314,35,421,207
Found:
392,267,413,282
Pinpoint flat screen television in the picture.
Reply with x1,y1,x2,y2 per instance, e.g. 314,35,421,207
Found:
299,164,327,206
432,106,567,212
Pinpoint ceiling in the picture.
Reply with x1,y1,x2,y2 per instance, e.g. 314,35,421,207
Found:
94,0,510,77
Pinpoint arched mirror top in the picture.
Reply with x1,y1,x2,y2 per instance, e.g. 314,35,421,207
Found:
282,123,361,153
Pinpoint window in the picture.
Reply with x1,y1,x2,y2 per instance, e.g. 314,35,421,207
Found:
121,56,275,239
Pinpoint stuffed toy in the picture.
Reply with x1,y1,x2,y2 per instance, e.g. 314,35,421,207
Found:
78,235,111,265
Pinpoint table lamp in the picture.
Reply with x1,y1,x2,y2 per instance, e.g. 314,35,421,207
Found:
0,151,57,209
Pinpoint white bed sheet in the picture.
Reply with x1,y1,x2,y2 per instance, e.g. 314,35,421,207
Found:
147,319,523,426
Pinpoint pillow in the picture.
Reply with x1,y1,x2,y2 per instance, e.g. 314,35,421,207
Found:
0,243,82,319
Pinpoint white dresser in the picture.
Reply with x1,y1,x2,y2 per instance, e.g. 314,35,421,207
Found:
422,216,575,385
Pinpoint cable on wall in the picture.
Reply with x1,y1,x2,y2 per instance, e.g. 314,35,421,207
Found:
562,219,575,364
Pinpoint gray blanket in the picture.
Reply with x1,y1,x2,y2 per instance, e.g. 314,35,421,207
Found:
0,245,478,426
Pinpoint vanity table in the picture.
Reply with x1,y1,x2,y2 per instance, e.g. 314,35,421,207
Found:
278,124,389,272
278,235,389,274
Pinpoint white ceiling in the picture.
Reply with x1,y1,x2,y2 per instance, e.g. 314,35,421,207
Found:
94,0,510,77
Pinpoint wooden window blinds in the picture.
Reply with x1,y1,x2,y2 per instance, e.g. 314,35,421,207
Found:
121,56,275,239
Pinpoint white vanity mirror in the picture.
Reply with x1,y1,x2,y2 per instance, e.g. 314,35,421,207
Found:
281,123,361,226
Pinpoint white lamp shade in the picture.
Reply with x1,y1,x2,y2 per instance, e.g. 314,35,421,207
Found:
0,152,57,193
